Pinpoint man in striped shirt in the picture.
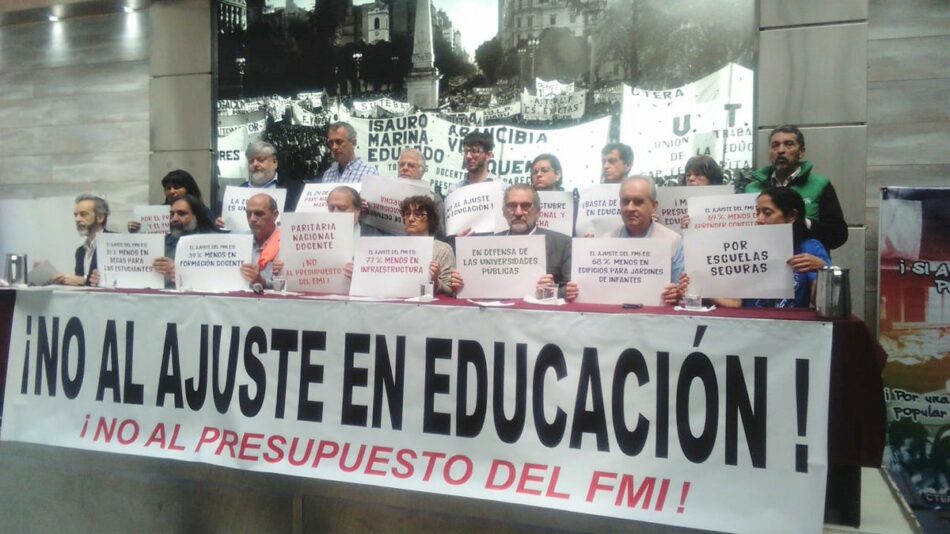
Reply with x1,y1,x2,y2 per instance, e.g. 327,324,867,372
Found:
320,121,378,184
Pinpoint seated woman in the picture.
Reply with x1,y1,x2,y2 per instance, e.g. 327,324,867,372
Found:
713,187,831,309
530,153,564,191
401,195,456,296
679,155,725,228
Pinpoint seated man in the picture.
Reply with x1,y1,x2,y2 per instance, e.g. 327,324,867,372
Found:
327,185,382,240
239,193,281,289
152,195,217,286
53,194,110,286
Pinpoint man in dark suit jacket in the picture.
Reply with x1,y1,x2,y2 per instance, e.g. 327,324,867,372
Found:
54,194,110,286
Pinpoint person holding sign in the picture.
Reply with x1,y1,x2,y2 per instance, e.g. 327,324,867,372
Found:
152,195,219,287
398,147,445,226
327,186,383,239
52,194,110,286
400,195,455,295
128,170,216,233
710,187,830,309
320,122,379,184
746,125,848,250
601,142,633,184
239,194,281,289
445,131,496,196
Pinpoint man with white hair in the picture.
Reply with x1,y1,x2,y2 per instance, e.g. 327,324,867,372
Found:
397,147,444,228
53,194,109,286
242,141,280,188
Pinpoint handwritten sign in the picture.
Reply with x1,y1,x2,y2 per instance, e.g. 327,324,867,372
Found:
280,212,355,294
683,224,794,298
575,184,620,237
97,233,165,289
221,186,287,233
455,235,545,299
655,185,734,234
537,191,574,236
360,175,432,235
296,182,362,212
349,236,433,298
443,181,506,236
687,192,757,231
571,238,671,306
132,205,171,234
174,234,252,291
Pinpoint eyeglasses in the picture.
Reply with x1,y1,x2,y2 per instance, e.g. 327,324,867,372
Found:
505,202,534,212
403,210,428,220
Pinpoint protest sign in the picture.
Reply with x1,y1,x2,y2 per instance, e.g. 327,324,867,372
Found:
571,238,671,306
575,184,621,237
132,205,171,235
655,185,734,234
520,91,586,121
4,291,833,533
480,101,522,121
537,191,575,236
444,181,506,236
683,224,794,299
536,78,575,97
687,193,757,230
221,186,287,233
280,212,355,294
350,236,433,298
174,234,252,291
97,233,165,289
455,235,545,299
296,183,362,212
360,175,432,235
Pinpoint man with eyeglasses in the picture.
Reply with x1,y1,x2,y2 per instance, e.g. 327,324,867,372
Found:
445,130,496,196
321,121,379,184
398,147,445,235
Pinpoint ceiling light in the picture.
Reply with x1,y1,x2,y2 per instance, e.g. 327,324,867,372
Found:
48,15,59,22
123,6,134,14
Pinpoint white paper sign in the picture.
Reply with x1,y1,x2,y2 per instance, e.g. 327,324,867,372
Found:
221,186,287,233
350,236,433,297
217,126,249,179
455,235,546,299
571,238,671,306
132,205,171,235
683,224,794,299
295,183,362,212
96,234,165,289
575,184,621,237
655,185,734,234
536,191,574,236
280,212,355,294
443,181,507,236
360,175,432,235
174,234,252,291
687,192,757,230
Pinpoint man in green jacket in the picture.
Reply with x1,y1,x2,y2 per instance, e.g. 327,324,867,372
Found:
746,125,848,250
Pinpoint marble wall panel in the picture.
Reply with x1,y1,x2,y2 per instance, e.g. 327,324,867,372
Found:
50,89,150,125
0,96,53,128
869,0,950,40
149,0,211,77
760,0,867,28
0,155,53,185
868,35,950,82
34,60,149,97
150,74,212,152
867,121,950,166
0,69,35,100
51,151,149,185
868,78,950,125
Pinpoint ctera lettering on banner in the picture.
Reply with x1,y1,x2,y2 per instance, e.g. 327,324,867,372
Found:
571,238,671,306
2,291,832,533
350,236,433,298
537,191,575,236
684,224,794,299
279,212,355,294
221,186,287,233
455,235,545,299
174,234,252,292
296,183,362,213
361,175,432,236
444,181,507,236
687,193,757,231
97,234,165,289
132,205,171,235
655,185,734,234
575,184,621,237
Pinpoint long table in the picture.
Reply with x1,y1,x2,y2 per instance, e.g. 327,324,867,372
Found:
0,288,886,530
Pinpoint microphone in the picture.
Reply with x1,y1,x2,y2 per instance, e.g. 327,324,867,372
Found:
251,282,264,294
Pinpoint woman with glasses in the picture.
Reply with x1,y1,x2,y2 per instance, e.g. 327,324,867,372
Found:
530,153,563,191
401,195,456,295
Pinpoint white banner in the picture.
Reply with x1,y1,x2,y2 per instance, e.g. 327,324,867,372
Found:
132,205,171,235
655,185,734,234
291,102,320,127
174,234,252,291
520,91,586,121
536,78,575,98
360,175,432,236
221,186,287,233
687,193,757,231
620,63,753,180
455,235,545,299
537,191,574,236
575,184,621,237
296,183,362,213
571,238,671,306
217,127,249,180
350,236,433,297
97,234,165,289
3,291,833,533
443,181,507,236
480,101,522,121
279,212,355,294
683,224,795,299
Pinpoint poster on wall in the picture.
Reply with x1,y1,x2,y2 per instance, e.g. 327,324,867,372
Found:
879,186,950,508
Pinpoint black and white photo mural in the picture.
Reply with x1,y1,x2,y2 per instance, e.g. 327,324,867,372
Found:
214,0,755,203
